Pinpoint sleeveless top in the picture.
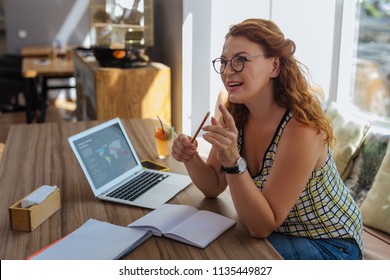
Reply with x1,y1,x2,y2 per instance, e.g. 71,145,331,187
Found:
238,110,364,251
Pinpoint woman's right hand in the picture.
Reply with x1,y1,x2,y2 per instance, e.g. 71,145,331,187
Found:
202,104,239,167
172,134,198,162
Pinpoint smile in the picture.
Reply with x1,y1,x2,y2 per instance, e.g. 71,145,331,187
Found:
227,82,243,88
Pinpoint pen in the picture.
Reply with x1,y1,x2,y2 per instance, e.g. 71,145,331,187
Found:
190,111,210,143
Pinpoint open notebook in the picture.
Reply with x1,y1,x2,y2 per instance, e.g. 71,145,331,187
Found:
129,204,236,248
29,204,235,259
68,118,192,209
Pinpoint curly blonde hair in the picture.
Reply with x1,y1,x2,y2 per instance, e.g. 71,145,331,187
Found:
224,18,334,145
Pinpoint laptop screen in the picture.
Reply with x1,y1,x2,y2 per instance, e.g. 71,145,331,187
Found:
72,123,138,189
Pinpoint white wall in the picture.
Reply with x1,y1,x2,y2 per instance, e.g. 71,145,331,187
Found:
271,0,336,101
183,0,212,136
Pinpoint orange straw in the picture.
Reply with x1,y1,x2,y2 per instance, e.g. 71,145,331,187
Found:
190,111,210,143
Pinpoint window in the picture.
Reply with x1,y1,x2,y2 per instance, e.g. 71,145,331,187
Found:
352,0,390,119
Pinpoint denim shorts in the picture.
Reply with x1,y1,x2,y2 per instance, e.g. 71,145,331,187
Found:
267,232,362,260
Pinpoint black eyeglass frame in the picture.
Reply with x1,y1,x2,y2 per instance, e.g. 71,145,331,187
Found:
212,54,264,74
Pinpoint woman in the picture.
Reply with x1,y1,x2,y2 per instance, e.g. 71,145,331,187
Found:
172,18,363,260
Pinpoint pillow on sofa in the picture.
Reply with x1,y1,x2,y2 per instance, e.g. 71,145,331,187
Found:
360,139,390,235
326,102,371,180
344,130,389,206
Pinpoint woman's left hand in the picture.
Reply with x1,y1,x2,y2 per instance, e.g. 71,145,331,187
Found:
202,104,240,167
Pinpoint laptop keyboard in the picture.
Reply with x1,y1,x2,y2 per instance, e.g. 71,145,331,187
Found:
106,171,169,201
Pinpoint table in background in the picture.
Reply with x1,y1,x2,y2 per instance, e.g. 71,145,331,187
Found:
21,45,74,58
22,57,74,123
0,118,282,260
21,45,55,58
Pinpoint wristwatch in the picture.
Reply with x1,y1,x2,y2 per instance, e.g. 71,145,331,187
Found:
220,157,247,174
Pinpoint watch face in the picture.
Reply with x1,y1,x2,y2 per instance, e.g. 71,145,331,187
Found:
221,157,247,174
238,157,247,172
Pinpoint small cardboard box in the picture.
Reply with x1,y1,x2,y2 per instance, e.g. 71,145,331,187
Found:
9,188,61,231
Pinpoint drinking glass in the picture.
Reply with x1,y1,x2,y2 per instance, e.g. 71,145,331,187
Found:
154,126,173,159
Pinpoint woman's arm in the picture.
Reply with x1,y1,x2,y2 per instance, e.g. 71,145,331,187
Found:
172,134,228,197
227,123,326,238
203,105,326,238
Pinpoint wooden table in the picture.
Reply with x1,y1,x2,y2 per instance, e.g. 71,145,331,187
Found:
21,45,74,58
21,45,56,58
22,57,74,78
22,57,75,123
0,118,282,260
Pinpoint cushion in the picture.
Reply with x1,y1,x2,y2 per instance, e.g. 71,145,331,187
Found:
344,130,389,206
360,139,390,235
326,102,371,180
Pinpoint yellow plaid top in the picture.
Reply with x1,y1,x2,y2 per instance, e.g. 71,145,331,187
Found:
238,110,364,251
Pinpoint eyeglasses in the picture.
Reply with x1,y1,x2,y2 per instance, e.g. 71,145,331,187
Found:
212,54,264,74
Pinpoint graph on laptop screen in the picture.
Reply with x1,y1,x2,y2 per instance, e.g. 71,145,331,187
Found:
72,123,138,189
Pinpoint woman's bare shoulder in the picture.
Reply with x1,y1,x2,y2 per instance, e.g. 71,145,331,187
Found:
281,116,325,151
287,117,321,137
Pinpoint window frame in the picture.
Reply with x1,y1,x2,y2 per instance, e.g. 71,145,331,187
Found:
334,0,390,130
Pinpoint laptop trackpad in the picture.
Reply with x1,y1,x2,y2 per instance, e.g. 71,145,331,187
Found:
134,184,182,209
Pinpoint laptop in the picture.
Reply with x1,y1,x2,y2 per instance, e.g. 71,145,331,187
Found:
68,118,192,209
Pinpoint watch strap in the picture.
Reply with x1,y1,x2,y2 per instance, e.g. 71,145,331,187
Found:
219,157,247,174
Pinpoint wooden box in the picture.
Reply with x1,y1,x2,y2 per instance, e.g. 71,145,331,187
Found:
74,51,171,124
9,188,61,231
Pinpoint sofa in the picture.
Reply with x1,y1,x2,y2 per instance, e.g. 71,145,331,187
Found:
327,102,390,260
197,100,390,259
